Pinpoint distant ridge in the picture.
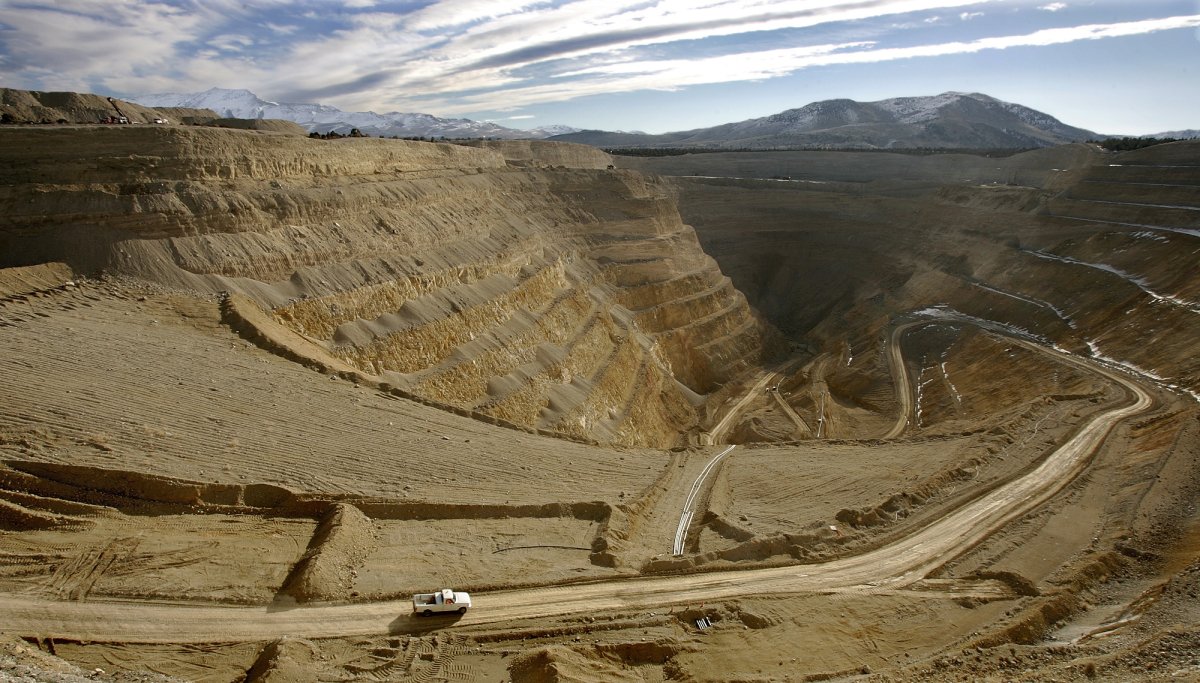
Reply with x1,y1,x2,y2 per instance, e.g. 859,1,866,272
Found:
133,87,578,140
1147,129,1200,139
551,92,1099,150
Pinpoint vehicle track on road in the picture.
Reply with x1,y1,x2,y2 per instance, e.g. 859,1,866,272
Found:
882,321,923,439
672,445,736,556
706,357,804,444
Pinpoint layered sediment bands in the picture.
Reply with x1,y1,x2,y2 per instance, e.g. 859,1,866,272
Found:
645,141,1200,431
0,127,779,447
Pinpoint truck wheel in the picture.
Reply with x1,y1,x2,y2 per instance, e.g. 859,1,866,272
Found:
423,609,433,616
457,606,467,614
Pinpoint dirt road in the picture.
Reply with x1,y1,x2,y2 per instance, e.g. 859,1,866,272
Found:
0,322,1151,645
706,357,804,443
882,322,920,439
771,389,812,436
673,445,736,555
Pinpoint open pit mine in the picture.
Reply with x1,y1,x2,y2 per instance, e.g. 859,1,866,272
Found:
1,110,1199,682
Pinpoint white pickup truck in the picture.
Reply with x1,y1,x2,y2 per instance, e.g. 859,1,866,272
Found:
412,588,471,616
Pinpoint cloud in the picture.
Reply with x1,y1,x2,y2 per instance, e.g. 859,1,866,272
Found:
419,14,1200,115
402,0,555,32
441,1,990,73
506,114,536,119
232,0,999,110
277,70,398,103
0,1,205,92
0,0,1196,123
208,34,256,52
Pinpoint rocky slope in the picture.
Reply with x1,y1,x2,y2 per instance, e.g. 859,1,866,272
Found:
0,125,779,448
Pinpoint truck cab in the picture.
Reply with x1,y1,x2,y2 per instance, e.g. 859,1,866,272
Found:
412,588,471,616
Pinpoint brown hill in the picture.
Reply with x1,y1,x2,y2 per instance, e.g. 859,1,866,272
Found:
0,87,211,125
0,88,305,134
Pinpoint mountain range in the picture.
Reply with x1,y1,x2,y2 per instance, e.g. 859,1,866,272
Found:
131,88,1189,150
550,92,1101,150
133,88,578,140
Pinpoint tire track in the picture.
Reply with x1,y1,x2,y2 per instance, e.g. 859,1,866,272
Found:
672,445,735,556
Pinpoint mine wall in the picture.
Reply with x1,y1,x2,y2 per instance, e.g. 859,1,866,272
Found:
654,142,1200,411
0,126,781,448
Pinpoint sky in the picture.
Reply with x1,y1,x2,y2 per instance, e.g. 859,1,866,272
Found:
0,0,1197,135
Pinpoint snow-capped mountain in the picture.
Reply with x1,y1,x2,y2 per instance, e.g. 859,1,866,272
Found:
133,88,578,140
552,92,1098,150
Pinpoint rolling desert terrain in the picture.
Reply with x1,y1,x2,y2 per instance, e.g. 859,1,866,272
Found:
1,102,1199,682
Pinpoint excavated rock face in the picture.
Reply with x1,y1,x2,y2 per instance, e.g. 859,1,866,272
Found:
636,142,1200,426
0,126,779,448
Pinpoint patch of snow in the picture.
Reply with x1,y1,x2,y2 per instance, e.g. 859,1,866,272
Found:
941,361,963,406
997,100,1069,130
1052,216,1200,239
972,282,1077,328
915,366,929,427
911,305,1049,344
1131,231,1169,243
914,308,1198,404
1086,339,1199,402
1026,250,1200,314
875,92,976,124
